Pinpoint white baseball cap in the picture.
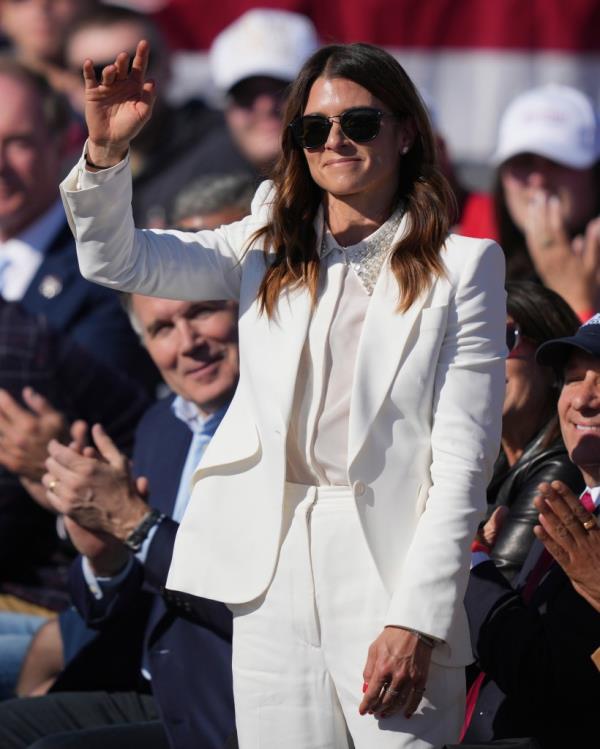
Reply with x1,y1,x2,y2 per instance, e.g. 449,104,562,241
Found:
492,84,600,169
209,9,319,94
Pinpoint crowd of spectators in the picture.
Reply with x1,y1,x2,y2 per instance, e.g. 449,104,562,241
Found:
0,3,598,749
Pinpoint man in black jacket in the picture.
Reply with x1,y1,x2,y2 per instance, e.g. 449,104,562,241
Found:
461,315,600,748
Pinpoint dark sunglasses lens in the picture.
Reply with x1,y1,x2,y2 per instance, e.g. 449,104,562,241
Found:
506,325,517,352
297,117,331,149
340,109,381,142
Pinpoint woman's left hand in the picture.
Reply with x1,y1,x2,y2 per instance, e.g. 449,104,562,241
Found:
359,626,432,719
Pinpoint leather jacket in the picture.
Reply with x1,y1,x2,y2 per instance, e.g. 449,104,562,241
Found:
486,429,584,582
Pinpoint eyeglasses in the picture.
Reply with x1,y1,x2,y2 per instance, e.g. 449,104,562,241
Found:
506,322,525,356
289,107,394,150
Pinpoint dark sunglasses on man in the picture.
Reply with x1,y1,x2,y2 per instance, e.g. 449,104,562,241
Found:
290,107,396,150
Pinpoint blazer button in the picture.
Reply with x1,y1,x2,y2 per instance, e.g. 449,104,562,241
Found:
353,480,366,497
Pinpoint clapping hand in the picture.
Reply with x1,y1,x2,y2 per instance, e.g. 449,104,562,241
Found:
534,480,600,612
43,423,149,542
84,39,156,168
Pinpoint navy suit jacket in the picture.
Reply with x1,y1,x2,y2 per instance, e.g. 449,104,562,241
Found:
464,550,600,749
68,396,235,749
19,220,157,393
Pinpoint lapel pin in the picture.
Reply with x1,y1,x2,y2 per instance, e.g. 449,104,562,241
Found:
39,274,63,299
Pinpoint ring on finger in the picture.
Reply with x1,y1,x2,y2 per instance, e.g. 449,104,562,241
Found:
48,478,59,492
583,516,598,531
384,687,400,697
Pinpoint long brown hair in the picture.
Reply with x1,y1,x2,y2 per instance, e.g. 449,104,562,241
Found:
252,43,457,317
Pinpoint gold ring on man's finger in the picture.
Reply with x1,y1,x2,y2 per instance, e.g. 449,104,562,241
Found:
583,516,598,531
48,478,58,492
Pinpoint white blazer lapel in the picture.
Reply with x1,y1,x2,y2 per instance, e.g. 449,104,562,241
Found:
260,207,323,428
347,228,432,469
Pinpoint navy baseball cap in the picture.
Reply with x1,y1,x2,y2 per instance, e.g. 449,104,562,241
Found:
536,313,600,370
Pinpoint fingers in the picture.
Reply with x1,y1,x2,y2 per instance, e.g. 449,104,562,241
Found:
482,505,509,546
359,646,377,715
547,194,565,236
131,39,150,81
581,217,600,275
0,388,28,423
22,387,58,417
542,482,589,540
91,424,124,468
359,675,387,715
533,523,569,565
82,58,98,89
135,475,150,497
403,684,426,718
114,51,130,81
70,420,88,450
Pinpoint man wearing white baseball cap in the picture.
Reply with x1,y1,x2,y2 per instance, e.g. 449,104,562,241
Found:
209,9,319,174
491,84,600,320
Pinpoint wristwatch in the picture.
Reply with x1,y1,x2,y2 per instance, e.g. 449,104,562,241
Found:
124,508,165,552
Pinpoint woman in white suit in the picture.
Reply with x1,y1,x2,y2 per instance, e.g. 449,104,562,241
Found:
59,40,506,749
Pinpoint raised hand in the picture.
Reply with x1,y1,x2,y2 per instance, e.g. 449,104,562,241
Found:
525,191,600,317
84,39,157,168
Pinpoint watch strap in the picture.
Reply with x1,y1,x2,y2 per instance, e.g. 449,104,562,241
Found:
124,508,165,552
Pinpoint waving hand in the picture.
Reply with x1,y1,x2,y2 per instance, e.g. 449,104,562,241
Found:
84,40,156,168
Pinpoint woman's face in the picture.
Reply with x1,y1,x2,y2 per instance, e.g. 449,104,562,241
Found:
500,153,598,234
503,315,554,432
301,76,411,207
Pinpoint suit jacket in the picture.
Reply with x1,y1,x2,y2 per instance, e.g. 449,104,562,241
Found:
464,553,600,748
19,219,157,393
0,300,150,610
61,159,506,667
69,396,235,749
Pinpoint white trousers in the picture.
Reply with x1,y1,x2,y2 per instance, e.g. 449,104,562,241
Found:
229,484,464,749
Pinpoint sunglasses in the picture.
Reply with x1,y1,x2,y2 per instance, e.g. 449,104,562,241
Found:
289,107,394,150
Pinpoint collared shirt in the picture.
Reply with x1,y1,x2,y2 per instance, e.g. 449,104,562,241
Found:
82,396,229,596
585,485,600,509
286,205,405,486
0,200,65,300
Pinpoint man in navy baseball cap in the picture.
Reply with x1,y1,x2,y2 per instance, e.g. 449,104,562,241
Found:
537,312,600,370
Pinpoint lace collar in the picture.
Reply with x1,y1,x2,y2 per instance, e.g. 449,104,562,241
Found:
320,202,405,294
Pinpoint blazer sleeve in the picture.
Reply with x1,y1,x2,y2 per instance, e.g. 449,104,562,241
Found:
59,152,273,302
68,555,145,627
386,239,506,647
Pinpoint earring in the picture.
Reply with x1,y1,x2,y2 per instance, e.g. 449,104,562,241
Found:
402,145,409,154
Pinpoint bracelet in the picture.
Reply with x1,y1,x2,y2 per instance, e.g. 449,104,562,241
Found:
84,151,112,170
411,630,436,648
124,508,165,552
396,626,436,648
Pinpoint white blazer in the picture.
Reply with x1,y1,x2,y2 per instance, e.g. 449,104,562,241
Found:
61,157,506,667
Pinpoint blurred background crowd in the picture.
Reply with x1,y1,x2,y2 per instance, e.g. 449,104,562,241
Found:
0,1,598,748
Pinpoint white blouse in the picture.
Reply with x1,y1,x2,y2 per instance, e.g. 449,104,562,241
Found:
286,206,404,486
